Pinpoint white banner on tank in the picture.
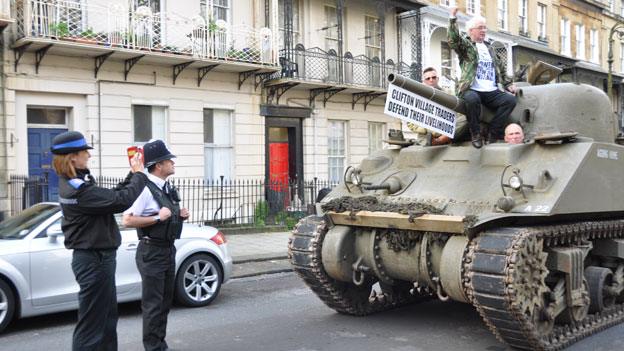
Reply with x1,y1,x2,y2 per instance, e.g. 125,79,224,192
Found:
384,83,457,138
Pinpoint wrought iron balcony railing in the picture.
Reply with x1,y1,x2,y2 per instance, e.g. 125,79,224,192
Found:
15,0,277,65
274,44,418,89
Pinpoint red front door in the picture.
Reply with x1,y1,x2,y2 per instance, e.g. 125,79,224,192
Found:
269,142,289,189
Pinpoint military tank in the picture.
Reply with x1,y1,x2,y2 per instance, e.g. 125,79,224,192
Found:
288,64,624,350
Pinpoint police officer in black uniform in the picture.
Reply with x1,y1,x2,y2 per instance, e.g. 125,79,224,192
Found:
51,131,147,351
122,139,188,351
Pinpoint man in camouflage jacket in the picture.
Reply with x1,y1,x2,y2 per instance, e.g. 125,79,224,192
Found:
447,6,516,148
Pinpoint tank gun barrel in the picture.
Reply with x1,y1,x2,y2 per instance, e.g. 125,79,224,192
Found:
387,73,466,115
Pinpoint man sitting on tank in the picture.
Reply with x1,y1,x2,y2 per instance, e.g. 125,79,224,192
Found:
504,123,524,144
447,6,517,149
407,67,468,145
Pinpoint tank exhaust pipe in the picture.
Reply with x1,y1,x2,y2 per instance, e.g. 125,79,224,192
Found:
387,74,467,114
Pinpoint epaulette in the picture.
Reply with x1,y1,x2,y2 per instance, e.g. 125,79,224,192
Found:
68,178,85,189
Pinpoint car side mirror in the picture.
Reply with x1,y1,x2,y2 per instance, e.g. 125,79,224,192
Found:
47,223,63,243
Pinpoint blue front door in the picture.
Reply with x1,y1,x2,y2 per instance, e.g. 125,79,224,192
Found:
28,128,67,201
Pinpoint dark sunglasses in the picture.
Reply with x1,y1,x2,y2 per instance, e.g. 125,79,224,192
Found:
424,76,438,81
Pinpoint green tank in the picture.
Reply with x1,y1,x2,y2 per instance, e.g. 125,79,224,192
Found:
288,68,624,350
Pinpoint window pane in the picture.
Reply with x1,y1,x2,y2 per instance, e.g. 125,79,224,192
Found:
324,5,339,52
204,108,233,180
204,109,214,144
204,148,214,179
212,147,232,179
27,107,66,125
213,109,231,145
152,106,166,140
133,105,152,142
368,122,384,154
328,120,346,182
278,0,300,49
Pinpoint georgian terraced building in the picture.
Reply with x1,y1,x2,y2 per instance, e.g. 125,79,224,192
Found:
3,0,624,220
0,0,424,219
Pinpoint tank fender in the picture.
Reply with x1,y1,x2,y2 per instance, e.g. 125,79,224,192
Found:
321,225,356,282
439,235,469,303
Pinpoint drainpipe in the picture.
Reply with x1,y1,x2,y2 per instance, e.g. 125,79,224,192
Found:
0,28,7,221
97,80,102,176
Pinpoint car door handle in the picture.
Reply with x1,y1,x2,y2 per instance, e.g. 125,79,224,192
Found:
125,243,138,250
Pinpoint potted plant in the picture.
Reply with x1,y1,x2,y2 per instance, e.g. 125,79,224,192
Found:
48,22,70,39
76,27,98,44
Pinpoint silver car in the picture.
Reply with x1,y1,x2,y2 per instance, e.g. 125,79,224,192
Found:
0,203,232,333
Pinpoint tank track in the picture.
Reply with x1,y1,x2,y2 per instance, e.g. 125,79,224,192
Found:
465,220,624,350
288,215,430,315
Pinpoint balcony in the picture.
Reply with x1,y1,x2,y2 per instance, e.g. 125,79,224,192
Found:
270,45,417,90
13,0,278,79
265,44,418,108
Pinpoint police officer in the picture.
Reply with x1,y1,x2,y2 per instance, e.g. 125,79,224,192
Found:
122,139,189,351
51,131,147,351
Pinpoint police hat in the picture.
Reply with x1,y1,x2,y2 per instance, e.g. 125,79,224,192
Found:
144,139,176,167
51,131,94,155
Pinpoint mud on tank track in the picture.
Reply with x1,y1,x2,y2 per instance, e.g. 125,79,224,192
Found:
289,215,624,350
465,220,624,350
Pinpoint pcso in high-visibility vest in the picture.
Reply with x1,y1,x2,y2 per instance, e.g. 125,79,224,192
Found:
51,131,147,351
122,139,189,351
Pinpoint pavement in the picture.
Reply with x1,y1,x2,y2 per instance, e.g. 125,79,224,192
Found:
226,231,293,279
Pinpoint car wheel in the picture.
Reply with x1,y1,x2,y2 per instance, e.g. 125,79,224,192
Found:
175,254,222,307
0,279,16,334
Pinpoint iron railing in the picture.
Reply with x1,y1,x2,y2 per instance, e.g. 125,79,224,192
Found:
8,174,337,227
275,44,419,89
8,174,49,216
14,0,277,65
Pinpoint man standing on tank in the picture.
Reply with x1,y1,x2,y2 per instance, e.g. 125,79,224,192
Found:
51,131,147,350
447,6,517,148
122,139,189,351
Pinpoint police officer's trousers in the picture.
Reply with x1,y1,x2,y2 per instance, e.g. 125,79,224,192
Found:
71,249,118,351
136,240,176,351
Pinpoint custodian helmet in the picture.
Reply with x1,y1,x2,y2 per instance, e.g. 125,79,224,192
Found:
144,139,176,167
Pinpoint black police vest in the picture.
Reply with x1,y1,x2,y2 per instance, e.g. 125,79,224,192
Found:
137,181,183,243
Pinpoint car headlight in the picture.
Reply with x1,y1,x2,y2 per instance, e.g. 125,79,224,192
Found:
508,175,523,190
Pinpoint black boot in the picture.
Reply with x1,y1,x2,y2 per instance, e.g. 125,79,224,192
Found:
471,131,483,149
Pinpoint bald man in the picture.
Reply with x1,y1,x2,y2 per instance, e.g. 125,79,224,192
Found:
504,123,524,144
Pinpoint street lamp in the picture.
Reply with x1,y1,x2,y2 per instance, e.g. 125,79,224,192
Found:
607,22,624,103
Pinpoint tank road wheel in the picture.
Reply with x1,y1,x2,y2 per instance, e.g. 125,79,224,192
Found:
288,215,427,316
585,266,616,313
510,235,555,336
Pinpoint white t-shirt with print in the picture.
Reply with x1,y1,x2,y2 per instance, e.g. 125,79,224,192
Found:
470,43,497,92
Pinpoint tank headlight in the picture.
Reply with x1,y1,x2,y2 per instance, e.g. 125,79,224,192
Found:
508,175,523,190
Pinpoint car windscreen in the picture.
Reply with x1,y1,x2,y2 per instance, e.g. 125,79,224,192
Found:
0,204,59,240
